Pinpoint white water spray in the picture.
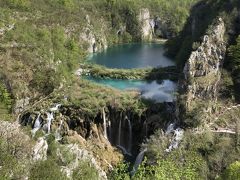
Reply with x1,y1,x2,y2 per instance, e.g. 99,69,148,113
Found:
165,128,184,152
108,120,112,141
166,123,175,134
46,112,54,134
126,116,132,153
117,118,122,145
131,148,147,174
116,145,132,157
49,104,61,112
55,120,63,141
31,113,41,136
143,120,148,137
102,108,107,139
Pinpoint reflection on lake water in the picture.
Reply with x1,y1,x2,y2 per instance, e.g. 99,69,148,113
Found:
88,43,174,69
85,77,176,102
85,43,177,102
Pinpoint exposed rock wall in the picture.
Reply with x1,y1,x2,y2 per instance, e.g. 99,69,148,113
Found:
60,144,107,180
138,8,174,40
138,8,154,41
183,18,226,111
79,15,108,53
32,137,48,161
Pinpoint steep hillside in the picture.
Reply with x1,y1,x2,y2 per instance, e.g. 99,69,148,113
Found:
0,0,200,179
0,0,198,113
110,0,240,179
1,0,240,179
135,0,240,179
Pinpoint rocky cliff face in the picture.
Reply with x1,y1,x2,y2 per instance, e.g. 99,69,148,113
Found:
138,8,154,41
79,15,108,53
183,18,226,111
138,8,173,41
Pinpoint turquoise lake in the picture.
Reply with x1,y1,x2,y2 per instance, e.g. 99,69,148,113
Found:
88,43,174,69
85,43,176,102
85,77,176,102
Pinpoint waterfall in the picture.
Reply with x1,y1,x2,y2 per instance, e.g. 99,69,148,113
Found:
126,116,132,153
108,120,112,142
116,145,132,157
165,128,184,152
55,120,63,141
31,113,41,136
102,108,107,139
166,123,175,134
143,120,148,137
49,104,61,112
46,112,54,134
131,148,147,175
117,118,122,146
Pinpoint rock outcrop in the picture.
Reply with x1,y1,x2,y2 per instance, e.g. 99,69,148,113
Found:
14,97,30,113
183,18,226,111
32,137,48,161
60,144,107,180
138,8,154,41
0,120,32,158
79,15,108,53
138,8,174,40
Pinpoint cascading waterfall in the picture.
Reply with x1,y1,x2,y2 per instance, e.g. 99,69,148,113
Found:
166,123,175,134
126,116,132,153
116,115,132,156
108,121,112,142
143,120,148,137
49,104,61,112
117,118,122,146
55,120,63,141
116,145,132,157
46,112,54,134
102,108,108,139
131,148,148,175
31,113,41,136
165,128,184,152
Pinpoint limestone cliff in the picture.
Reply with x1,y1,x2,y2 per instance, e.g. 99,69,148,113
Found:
138,8,172,41
78,15,108,53
138,8,154,41
183,18,226,111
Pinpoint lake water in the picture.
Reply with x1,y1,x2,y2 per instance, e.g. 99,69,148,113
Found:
85,77,176,102
88,43,174,69
85,43,176,102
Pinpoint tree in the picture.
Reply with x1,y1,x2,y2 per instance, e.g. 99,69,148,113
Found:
228,36,240,69
221,161,240,180
29,159,67,180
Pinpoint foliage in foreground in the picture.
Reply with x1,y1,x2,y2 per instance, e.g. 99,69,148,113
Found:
111,128,240,179
29,158,67,180
110,152,206,180
221,161,240,180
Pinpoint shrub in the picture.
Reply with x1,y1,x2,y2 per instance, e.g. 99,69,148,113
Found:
29,158,67,180
30,68,60,95
0,82,12,111
221,161,240,180
72,161,99,180
4,0,30,9
109,162,130,180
